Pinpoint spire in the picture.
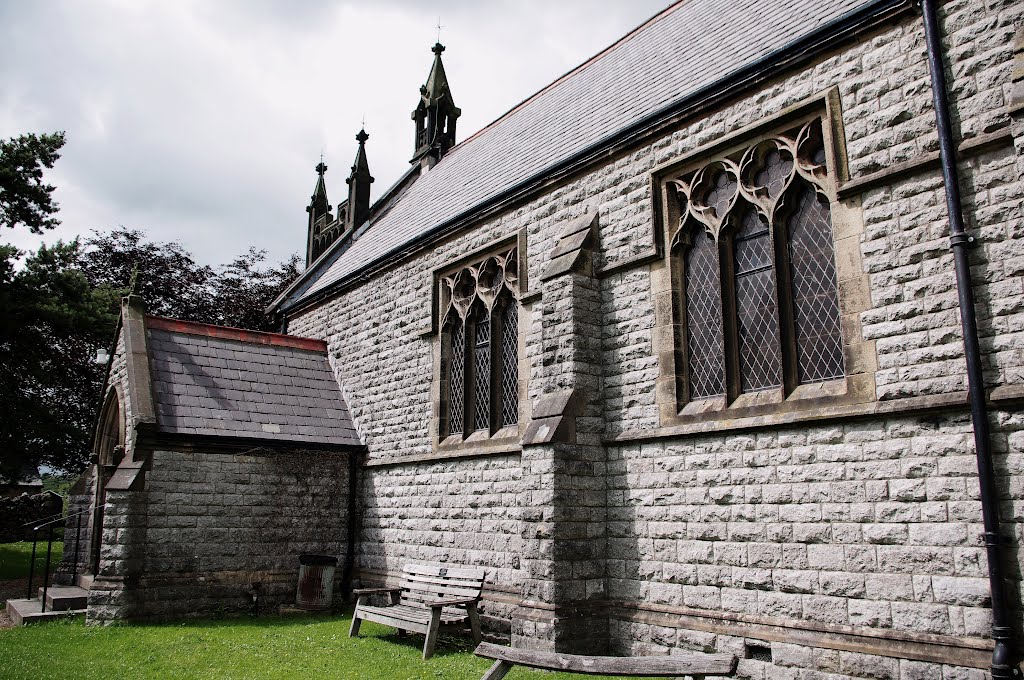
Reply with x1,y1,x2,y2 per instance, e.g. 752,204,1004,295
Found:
305,161,332,266
423,42,454,107
411,42,461,166
308,161,330,220
345,129,374,231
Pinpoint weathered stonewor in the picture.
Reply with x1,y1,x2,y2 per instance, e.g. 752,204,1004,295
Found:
87,447,351,623
515,211,610,654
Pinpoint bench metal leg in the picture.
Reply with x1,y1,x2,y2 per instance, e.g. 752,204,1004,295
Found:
480,660,512,680
422,607,443,660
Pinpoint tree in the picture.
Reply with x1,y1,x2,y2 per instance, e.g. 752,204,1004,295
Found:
211,248,302,332
78,228,216,322
0,241,119,481
0,132,65,232
78,228,300,331
0,129,301,481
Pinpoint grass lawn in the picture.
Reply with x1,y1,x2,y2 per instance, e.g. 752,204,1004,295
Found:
0,541,64,581
0,611,661,680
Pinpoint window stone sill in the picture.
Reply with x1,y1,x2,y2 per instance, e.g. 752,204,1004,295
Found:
610,388,980,444
364,427,523,467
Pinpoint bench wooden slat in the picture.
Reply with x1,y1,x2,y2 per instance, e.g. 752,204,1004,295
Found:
404,564,485,580
399,583,482,600
400,586,482,603
474,642,737,677
400,573,484,595
360,604,466,624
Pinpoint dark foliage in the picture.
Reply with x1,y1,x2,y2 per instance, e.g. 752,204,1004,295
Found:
0,241,120,482
0,132,65,232
78,228,300,332
0,130,301,481
79,228,216,322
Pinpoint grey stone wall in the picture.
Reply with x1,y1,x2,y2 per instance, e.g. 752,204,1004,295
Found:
605,409,1022,660
359,455,522,634
282,1,1024,675
88,446,351,622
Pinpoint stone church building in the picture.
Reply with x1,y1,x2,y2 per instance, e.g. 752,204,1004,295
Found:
67,0,1024,677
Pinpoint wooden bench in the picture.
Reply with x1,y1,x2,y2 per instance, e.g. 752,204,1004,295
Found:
349,564,485,660
474,641,737,679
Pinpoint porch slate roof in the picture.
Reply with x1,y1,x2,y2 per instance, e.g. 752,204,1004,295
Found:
144,316,360,447
289,0,871,307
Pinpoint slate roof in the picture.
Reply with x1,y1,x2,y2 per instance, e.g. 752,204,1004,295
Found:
290,0,873,306
145,316,360,447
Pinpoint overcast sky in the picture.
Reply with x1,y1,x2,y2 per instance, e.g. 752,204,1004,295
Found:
1,0,670,266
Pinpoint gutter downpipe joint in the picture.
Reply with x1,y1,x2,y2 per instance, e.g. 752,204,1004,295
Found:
920,1,1022,677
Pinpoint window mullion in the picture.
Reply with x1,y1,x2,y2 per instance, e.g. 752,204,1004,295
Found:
465,316,476,437
772,215,800,393
720,232,742,402
489,306,501,434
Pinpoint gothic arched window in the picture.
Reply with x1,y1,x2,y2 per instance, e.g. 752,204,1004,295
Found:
669,117,844,403
440,249,519,439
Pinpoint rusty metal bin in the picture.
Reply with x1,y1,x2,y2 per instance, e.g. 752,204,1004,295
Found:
295,554,338,611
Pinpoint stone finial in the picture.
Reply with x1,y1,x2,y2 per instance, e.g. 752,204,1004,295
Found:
346,129,374,231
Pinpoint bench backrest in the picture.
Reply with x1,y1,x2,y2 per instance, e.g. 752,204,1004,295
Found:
398,564,486,611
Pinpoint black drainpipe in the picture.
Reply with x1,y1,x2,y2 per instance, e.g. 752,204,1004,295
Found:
920,1,1022,677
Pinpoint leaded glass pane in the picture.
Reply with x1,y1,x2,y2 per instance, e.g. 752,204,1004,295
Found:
473,312,491,432
734,208,782,391
684,229,725,398
449,322,465,436
500,301,518,427
753,149,793,200
788,185,844,383
705,170,738,220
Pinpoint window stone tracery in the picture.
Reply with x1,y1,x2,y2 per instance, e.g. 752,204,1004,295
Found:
440,248,519,438
667,117,844,403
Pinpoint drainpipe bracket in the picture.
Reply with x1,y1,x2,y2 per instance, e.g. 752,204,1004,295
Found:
948,232,974,249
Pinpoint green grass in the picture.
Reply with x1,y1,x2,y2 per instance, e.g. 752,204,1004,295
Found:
0,541,64,581
0,612,658,680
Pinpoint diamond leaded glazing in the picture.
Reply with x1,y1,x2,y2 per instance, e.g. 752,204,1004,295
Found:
500,301,518,427
684,227,725,398
788,185,844,383
473,312,491,432
449,323,465,435
734,208,782,391
667,117,840,403
441,249,518,438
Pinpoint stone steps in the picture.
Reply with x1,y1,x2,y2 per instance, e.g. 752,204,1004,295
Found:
6,586,89,625
37,586,88,611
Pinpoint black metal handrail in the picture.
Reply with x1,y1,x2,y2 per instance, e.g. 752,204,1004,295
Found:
26,506,95,613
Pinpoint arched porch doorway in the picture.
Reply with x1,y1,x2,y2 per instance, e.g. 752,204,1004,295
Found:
89,389,125,576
